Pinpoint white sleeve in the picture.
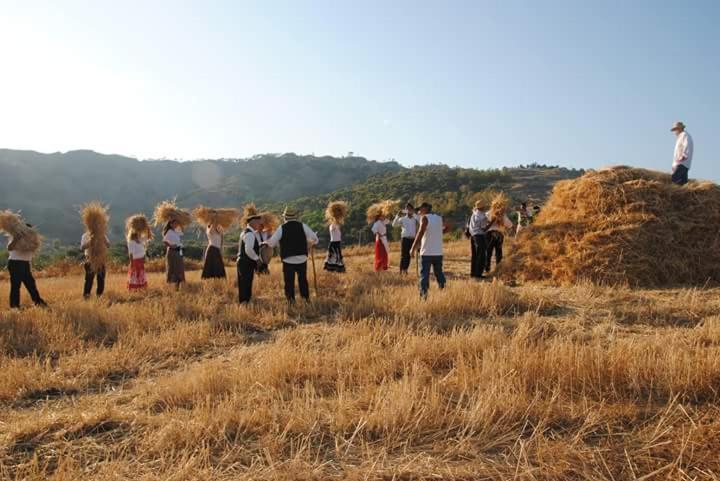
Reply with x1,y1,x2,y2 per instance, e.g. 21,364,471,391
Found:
304,224,319,245
265,226,283,248
392,215,402,227
371,222,379,234
244,232,260,261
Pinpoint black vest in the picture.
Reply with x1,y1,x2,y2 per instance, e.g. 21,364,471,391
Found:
238,228,260,262
279,221,308,259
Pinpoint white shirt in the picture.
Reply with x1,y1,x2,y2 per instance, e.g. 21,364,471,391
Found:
468,209,489,236
81,233,110,258
392,214,419,239
420,213,444,257
206,226,223,248
371,220,389,252
329,223,342,242
486,212,513,233
163,229,183,247
673,131,694,171
127,238,146,259
265,223,319,264
7,236,33,262
240,227,260,262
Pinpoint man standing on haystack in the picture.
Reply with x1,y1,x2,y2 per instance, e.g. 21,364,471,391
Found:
392,203,419,275
237,212,263,303
264,207,319,302
411,202,447,299
670,121,693,185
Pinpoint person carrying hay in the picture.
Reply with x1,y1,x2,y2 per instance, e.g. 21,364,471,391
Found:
126,214,152,291
163,220,186,289
485,200,513,274
670,121,694,185
263,207,319,302
80,202,111,298
1,213,47,308
194,206,237,280
392,203,419,275
237,210,263,303
368,202,390,272
467,200,489,279
323,201,348,273
410,202,447,299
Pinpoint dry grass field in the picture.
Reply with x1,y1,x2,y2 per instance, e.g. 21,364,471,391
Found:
1,240,720,480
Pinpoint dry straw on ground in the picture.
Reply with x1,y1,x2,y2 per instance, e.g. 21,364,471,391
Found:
260,211,280,232
503,166,720,287
0,210,41,253
325,200,348,225
152,200,192,229
192,206,238,230
125,214,153,240
80,202,109,272
366,200,399,223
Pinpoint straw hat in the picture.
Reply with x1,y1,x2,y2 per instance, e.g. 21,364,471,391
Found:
283,206,298,221
670,121,686,132
474,200,485,210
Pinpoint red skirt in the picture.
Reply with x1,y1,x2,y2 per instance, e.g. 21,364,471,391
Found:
128,258,147,290
374,238,388,272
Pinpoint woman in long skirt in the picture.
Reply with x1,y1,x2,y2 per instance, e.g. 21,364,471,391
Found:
163,220,185,289
201,224,226,279
371,215,389,272
127,233,147,290
324,222,345,273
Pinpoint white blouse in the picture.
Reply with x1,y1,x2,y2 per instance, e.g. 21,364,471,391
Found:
329,223,342,242
127,239,146,259
163,229,183,247
371,220,386,237
206,226,222,248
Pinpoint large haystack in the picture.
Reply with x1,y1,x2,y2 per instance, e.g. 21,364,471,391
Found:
80,202,109,272
502,167,720,287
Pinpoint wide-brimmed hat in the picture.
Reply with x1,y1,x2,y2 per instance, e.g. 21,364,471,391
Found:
246,214,261,222
670,121,686,132
473,200,485,209
282,206,298,220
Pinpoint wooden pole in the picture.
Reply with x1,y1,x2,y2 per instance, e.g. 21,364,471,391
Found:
310,246,319,297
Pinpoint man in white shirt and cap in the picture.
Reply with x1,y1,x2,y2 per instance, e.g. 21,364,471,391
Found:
392,202,419,275
670,121,693,185
237,213,262,303
264,207,319,302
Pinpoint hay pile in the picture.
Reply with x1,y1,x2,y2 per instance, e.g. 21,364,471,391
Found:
325,201,348,225
125,214,153,240
502,167,720,287
241,203,260,227
153,200,192,229
260,211,280,233
193,206,238,230
366,200,399,223
0,210,41,253
81,202,109,272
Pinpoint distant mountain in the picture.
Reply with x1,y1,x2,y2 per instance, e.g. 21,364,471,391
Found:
0,149,402,242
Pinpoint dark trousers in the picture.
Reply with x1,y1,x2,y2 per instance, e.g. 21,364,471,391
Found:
672,164,689,185
470,234,487,278
485,231,505,272
283,261,309,301
83,262,106,297
237,258,256,303
419,255,446,298
400,237,414,273
8,260,45,308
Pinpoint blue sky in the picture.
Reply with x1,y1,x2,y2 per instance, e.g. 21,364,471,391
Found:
0,0,717,180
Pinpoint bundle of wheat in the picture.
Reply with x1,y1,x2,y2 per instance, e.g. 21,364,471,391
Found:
241,203,260,227
80,202,110,272
192,206,239,230
125,214,153,240
501,166,720,287
325,201,348,225
366,200,399,224
0,210,41,253
260,211,280,233
488,192,510,220
153,200,192,229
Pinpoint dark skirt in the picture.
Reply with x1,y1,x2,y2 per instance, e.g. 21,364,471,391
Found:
324,241,345,273
201,245,226,279
166,248,186,284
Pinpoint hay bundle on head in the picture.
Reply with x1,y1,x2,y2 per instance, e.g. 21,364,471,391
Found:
260,211,280,233
153,200,192,229
192,206,239,230
125,214,153,241
366,200,399,224
501,167,720,287
0,210,41,253
240,203,260,227
325,200,348,225
80,201,110,272
489,192,510,220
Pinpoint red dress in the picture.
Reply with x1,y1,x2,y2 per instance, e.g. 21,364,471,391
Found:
128,258,147,290
374,237,388,272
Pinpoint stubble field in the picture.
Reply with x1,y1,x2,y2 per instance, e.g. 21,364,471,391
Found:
1,240,720,480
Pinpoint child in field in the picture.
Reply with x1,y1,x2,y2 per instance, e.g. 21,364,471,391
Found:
163,220,185,290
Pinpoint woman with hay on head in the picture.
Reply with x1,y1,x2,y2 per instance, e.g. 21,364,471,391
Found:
485,194,514,274
324,201,347,273
194,206,238,280
126,214,152,291
154,200,191,290
1,211,47,308
368,201,393,272
80,202,111,298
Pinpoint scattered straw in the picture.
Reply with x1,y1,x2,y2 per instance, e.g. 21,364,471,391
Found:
325,201,348,225
153,200,192,229
0,210,41,253
80,202,109,272
192,206,238,230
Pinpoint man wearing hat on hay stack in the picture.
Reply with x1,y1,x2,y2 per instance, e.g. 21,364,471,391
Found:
237,207,263,303
324,201,348,273
263,207,319,302
1,211,47,308
392,203,419,275
670,121,694,186
411,202,447,299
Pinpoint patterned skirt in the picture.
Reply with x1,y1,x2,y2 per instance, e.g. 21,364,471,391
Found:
324,241,346,273
201,245,226,279
128,258,147,290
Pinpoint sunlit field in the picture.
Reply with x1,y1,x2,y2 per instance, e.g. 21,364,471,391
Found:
2,240,720,480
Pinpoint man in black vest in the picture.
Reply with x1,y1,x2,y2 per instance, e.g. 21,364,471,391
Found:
237,214,262,303
263,207,319,302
